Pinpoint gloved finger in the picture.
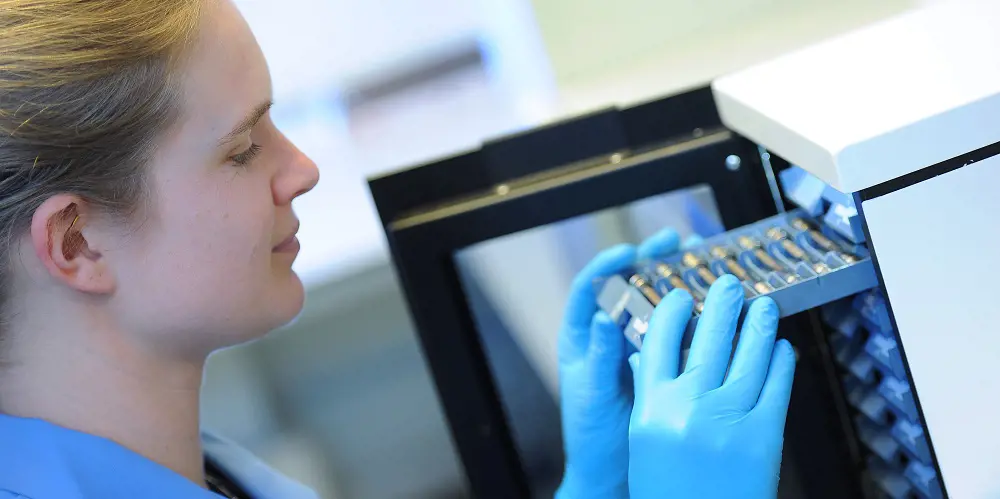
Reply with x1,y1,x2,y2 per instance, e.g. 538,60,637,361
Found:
637,228,680,260
588,311,627,383
637,289,694,389
681,234,704,249
681,275,744,393
752,339,797,422
720,297,779,411
562,244,638,354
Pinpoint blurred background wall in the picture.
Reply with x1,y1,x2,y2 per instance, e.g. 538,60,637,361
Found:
200,1,940,497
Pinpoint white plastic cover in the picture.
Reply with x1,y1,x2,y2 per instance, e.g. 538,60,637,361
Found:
713,0,1000,194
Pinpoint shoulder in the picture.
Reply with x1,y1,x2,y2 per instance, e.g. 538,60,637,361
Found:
0,416,85,499
0,415,219,499
202,431,320,499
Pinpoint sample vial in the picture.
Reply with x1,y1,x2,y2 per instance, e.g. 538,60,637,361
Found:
790,218,861,264
737,235,799,283
682,252,719,286
656,262,705,314
629,273,661,306
709,246,753,282
766,227,830,274
655,263,692,293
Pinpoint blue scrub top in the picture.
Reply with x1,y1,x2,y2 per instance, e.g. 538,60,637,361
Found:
0,414,319,499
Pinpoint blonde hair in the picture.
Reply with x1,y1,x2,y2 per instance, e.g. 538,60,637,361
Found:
0,0,202,308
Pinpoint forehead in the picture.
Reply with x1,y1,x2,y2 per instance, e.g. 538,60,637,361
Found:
178,0,271,137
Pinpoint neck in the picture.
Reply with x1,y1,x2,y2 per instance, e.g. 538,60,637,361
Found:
0,324,208,487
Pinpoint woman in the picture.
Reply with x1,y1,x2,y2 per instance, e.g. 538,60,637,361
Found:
0,0,794,497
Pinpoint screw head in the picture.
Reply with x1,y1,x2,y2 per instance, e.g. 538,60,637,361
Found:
610,153,623,164
495,184,510,195
725,155,742,171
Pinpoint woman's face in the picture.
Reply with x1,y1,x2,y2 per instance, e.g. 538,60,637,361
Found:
108,0,319,356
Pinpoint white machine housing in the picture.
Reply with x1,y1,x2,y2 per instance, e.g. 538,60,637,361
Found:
713,0,1000,195
714,1,1000,498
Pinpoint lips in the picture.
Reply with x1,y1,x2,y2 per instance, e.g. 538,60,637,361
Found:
273,222,300,253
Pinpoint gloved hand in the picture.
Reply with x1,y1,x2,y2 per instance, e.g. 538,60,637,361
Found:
555,228,687,499
628,275,796,499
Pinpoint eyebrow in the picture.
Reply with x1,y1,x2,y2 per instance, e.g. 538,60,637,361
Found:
218,100,273,145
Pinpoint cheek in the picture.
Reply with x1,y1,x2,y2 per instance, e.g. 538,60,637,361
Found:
186,182,272,267
149,174,274,287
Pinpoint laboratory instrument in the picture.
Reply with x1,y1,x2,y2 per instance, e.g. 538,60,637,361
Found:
369,2,997,497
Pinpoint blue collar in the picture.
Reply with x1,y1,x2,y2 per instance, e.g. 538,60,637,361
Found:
0,415,317,499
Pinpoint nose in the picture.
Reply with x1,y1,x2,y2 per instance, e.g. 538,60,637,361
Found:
273,136,320,205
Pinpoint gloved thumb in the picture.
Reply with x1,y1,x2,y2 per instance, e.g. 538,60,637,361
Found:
589,311,626,379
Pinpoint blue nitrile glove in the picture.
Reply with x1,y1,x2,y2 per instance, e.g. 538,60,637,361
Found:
555,228,689,499
628,275,797,499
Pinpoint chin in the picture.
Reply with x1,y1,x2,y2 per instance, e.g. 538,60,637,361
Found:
216,270,306,349
268,269,306,329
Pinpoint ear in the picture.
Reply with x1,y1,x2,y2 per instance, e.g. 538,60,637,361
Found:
30,195,114,294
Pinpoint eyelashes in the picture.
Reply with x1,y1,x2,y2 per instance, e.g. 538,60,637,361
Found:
230,143,262,166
